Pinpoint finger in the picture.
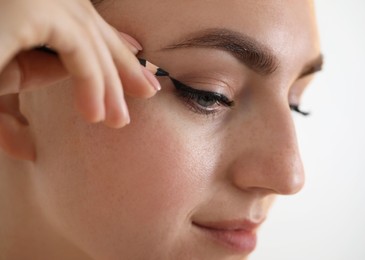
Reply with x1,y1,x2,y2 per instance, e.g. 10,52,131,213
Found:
117,31,143,55
103,77,130,128
0,33,21,73
0,59,21,96
103,65,131,128
84,20,130,128
0,50,68,96
92,14,142,55
48,20,106,123
96,18,161,98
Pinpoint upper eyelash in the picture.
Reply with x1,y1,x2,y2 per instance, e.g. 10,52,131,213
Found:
289,104,310,116
170,77,234,107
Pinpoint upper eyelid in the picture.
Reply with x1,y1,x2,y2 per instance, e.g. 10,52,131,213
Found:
170,77,235,107
171,78,221,96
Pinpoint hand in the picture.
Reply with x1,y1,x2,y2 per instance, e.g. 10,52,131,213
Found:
0,0,160,128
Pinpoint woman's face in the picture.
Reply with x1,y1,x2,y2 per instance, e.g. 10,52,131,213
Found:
25,0,321,259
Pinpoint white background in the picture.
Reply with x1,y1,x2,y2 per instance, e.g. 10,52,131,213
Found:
251,1,365,259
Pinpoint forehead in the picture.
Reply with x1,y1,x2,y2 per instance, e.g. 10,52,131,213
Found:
104,0,320,75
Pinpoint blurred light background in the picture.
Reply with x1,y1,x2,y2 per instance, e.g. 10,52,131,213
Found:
251,0,365,259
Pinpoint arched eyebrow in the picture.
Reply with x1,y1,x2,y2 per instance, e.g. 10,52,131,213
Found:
162,28,278,75
162,28,323,78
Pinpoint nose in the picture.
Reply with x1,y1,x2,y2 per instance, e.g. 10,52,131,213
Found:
228,105,305,195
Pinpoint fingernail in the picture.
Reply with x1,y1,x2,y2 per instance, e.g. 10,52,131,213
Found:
119,32,143,51
141,66,161,91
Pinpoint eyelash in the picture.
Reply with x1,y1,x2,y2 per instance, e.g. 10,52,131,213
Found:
170,78,309,117
170,78,234,116
289,104,310,116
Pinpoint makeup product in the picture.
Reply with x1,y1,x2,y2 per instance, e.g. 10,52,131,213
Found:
138,58,169,77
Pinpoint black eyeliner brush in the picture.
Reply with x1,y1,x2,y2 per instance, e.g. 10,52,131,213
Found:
138,58,190,90
138,58,169,77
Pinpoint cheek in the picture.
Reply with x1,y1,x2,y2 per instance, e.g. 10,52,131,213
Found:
111,97,217,215
31,90,221,258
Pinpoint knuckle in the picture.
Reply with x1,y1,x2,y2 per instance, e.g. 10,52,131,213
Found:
70,2,97,28
15,13,47,47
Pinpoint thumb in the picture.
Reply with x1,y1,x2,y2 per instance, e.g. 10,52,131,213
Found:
0,50,68,96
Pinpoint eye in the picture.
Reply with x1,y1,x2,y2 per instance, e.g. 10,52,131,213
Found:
170,78,234,115
195,94,219,108
169,77,309,117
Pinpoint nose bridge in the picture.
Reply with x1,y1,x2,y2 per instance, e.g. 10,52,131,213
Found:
229,107,305,195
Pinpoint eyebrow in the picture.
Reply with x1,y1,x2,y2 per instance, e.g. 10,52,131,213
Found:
162,28,323,78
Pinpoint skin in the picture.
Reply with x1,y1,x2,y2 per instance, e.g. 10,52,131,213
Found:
0,0,321,259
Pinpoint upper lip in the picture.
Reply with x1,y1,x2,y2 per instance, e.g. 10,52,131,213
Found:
192,218,264,232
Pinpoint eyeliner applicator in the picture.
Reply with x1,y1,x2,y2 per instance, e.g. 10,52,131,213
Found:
138,58,192,93
138,58,169,77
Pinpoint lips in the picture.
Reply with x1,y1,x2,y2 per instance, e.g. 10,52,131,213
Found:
192,219,262,253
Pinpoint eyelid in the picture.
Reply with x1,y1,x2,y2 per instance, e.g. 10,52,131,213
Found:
170,77,235,107
171,74,236,100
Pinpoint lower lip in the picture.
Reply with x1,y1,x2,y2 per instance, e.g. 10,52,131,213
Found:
194,224,257,253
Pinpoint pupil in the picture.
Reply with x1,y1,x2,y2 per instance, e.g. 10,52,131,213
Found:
197,95,216,107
